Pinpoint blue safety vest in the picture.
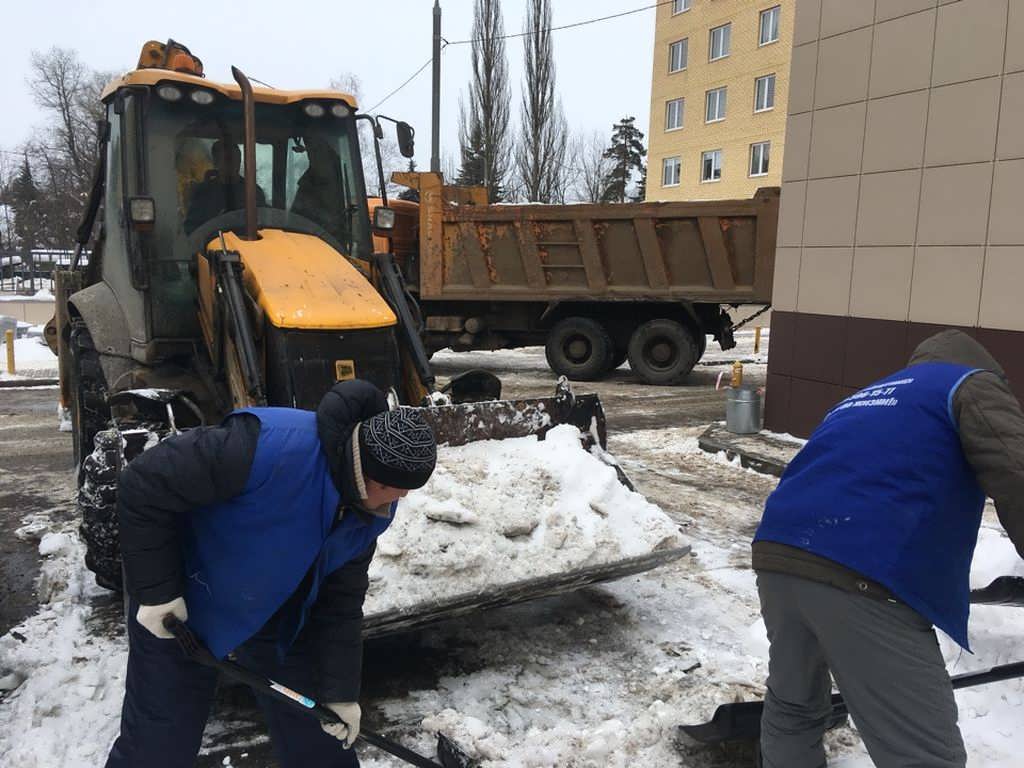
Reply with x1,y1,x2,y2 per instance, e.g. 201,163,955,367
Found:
755,363,985,649
181,407,393,659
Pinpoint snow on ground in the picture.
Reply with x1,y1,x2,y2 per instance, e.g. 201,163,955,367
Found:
367,425,684,614
0,336,58,380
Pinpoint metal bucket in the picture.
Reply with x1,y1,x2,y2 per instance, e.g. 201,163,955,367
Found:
726,386,762,434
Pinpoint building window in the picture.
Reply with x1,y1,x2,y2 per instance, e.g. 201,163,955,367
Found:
663,156,682,187
709,23,731,61
754,74,776,112
701,150,723,183
672,0,691,14
669,39,688,73
665,98,684,131
750,142,770,176
760,6,781,46
705,87,727,122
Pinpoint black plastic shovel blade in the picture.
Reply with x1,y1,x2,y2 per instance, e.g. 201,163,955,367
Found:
970,576,1024,607
679,694,845,744
437,733,476,768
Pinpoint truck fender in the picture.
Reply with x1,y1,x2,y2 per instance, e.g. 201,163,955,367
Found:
68,281,134,388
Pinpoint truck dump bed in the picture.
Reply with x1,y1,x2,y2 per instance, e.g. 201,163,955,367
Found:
392,172,779,305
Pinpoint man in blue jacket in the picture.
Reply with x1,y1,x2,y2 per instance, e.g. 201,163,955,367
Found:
753,330,1024,767
105,380,437,768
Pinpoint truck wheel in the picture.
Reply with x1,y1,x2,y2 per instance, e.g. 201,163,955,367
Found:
79,428,124,591
69,320,110,471
627,319,700,385
545,317,614,381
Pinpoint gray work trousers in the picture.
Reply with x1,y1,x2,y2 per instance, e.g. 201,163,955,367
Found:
757,571,967,768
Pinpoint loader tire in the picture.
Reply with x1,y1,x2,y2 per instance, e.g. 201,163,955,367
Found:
627,319,699,385
78,428,123,592
545,317,614,381
69,320,110,472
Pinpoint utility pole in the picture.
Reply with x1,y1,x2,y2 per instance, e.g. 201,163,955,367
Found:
431,0,442,174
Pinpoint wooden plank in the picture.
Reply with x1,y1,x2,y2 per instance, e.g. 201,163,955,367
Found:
457,222,493,291
514,220,547,289
698,216,737,291
634,218,670,289
573,219,608,289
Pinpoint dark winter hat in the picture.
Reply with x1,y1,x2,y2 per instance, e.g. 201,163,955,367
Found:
357,407,437,490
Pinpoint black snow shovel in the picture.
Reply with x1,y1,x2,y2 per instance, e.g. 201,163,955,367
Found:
163,617,475,768
970,575,1024,607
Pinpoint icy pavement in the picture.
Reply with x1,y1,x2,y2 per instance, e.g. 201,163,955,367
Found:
3,337,1024,767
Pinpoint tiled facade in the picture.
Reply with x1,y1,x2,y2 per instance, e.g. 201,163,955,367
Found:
766,0,1024,437
647,0,795,201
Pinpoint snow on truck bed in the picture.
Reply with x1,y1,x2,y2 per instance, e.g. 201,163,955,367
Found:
365,425,685,615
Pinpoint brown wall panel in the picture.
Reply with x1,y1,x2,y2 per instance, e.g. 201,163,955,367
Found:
843,317,909,388
790,313,848,384
764,373,793,432
767,311,797,377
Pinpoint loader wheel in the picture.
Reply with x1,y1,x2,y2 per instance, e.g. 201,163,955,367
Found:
69,320,110,471
79,428,124,591
627,319,700,385
545,317,614,381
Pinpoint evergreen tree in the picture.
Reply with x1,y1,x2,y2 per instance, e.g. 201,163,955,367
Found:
633,163,648,202
599,117,646,204
397,159,420,202
10,159,42,289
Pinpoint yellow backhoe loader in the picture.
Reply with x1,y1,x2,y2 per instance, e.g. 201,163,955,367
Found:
50,41,686,635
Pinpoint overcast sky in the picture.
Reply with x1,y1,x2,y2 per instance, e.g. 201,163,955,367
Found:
0,0,656,171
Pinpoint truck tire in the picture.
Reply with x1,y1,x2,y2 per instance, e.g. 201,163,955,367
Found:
545,317,614,381
627,319,700,385
69,320,110,471
79,428,123,591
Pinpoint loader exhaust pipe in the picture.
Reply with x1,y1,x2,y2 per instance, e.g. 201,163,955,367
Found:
230,66,259,241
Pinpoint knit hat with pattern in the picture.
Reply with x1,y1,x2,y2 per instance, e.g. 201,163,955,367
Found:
358,407,437,489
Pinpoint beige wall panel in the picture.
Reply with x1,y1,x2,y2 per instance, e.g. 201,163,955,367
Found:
876,0,938,23
783,111,813,181
909,246,985,325
917,163,993,245
796,247,854,314
808,102,867,178
803,176,860,246
856,170,922,246
820,0,876,38
1004,0,1024,74
772,246,803,311
988,159,1024,246
789,42,819,114
996,72,1024,160
980,247,1024,331
794,0,823,46
815,27,873,109
778,180,808,247
932,0,1008,87
869,9,936,99
924,77,1002,166
849,246,915,320
862,90,929,173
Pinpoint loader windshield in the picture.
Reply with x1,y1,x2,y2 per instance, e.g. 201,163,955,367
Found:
147,97,371,260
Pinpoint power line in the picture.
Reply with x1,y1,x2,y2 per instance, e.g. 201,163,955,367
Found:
364,0,671,113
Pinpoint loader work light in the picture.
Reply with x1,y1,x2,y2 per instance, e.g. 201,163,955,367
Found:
128,197,156,232
303,103,326,118
190,89,215,105
373,207,396,231
156,84,183,102
330,103,351,118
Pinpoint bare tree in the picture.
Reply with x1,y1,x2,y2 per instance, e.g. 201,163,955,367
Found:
330,73,404,198
515,0,567,203
458,0,512,201
567,130,613,203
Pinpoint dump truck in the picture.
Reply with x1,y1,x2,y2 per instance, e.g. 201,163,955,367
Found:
377,173,779,384
49,40,687,636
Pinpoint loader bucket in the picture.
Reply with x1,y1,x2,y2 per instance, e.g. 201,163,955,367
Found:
417,377,607,449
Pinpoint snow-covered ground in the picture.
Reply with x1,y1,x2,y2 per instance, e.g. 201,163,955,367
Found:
0,336,58,380
2,339,1023,767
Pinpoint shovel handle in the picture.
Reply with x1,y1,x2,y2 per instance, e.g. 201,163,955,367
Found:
161,616,450,768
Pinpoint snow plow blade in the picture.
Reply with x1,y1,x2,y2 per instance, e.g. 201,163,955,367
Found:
679,660,1024,744
416,379,607,449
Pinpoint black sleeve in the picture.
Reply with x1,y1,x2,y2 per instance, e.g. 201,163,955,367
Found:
955,372,1024,558
118,413,261,604
308,542,375,702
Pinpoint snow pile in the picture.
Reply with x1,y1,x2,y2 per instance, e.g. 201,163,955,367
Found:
365,425,684,614
0,527,126,768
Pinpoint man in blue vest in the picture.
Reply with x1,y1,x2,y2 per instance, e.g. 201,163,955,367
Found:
753,330,1024,767
105,379,437,768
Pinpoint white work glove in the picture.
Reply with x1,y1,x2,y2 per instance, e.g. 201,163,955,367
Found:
321,701,361,748
135,597,188,639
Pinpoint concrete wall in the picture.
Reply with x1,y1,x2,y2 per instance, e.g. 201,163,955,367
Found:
647,0,795,201
0,299,55,326
766,0,1024,436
